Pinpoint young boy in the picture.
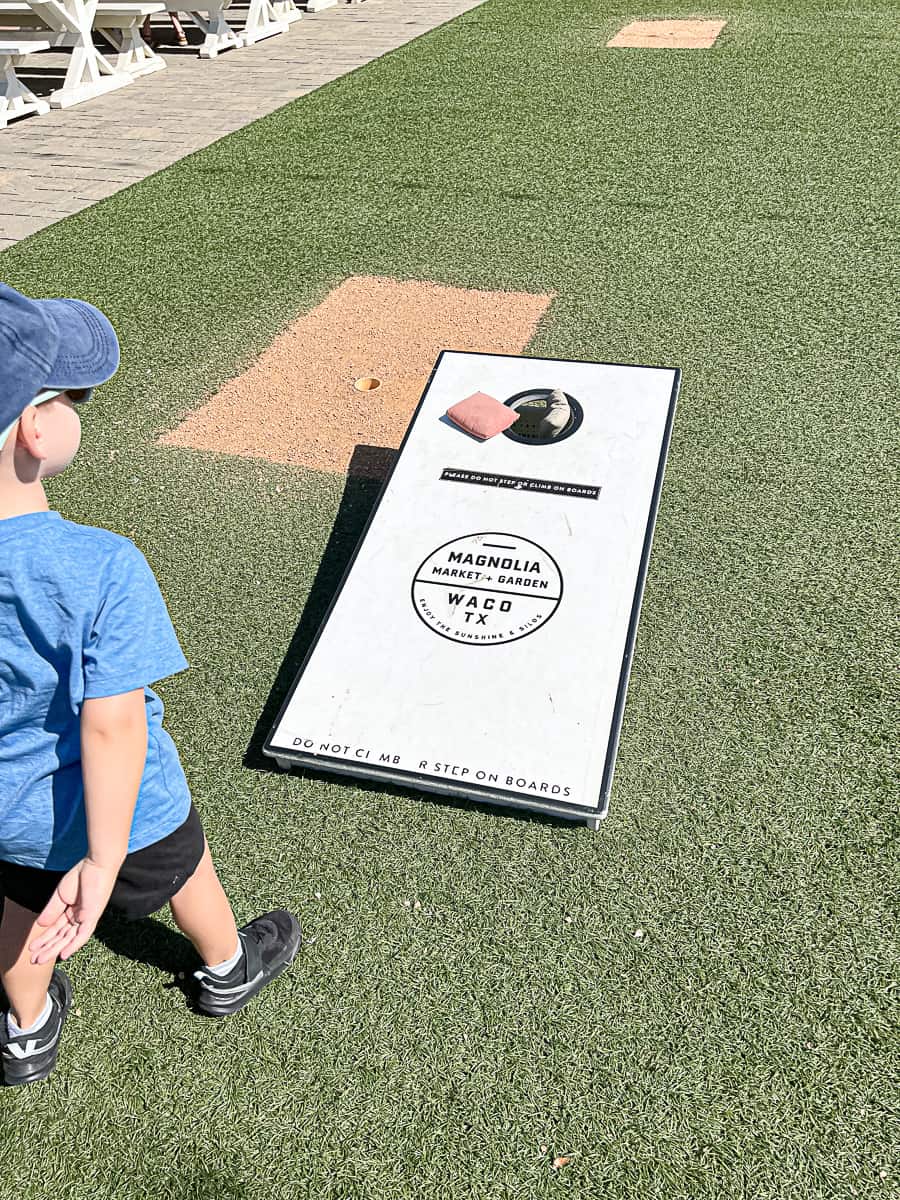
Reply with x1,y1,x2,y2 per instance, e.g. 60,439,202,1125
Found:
0,283,301,1087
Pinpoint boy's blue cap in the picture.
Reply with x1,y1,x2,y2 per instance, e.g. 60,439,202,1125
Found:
0,282,120,432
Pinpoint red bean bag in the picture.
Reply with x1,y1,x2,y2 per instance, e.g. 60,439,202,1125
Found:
446,392,518,440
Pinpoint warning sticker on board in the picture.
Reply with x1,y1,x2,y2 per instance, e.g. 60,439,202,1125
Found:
441,467,600,500
411,532,563,646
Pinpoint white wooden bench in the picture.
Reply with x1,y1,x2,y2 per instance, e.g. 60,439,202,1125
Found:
269,0,300,26
155,0,300,57
0,1,135,108
0,38,50,126
93,2,166,76
154,1,241,57
0,2,165,76
236,0,306,47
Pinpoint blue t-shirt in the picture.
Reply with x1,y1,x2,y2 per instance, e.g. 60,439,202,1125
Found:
0,511,191,870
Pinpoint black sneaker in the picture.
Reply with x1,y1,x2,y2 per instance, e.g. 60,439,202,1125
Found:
193,910,301,1017
1,968,72,1087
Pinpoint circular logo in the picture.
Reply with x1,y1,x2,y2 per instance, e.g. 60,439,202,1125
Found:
411,533,563,646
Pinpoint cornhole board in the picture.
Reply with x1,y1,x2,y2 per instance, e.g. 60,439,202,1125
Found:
264,351,680,828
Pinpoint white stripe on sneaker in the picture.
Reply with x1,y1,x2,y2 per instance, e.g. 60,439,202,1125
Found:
7,1028,59,1059
194,969,264,997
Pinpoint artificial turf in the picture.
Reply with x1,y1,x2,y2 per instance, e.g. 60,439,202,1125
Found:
1,2,897,1197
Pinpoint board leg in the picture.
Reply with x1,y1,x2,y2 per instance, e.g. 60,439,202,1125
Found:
587,817,602,832
274,757,292,772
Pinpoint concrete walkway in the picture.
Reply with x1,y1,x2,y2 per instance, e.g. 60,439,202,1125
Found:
0,0,487,250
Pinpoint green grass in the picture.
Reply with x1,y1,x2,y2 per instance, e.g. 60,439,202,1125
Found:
1,2,897,1197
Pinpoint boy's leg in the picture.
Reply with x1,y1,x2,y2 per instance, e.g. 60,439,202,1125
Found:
169,840,300,1018
0,896,72,1086
168,839,239,967
0,897,56,1028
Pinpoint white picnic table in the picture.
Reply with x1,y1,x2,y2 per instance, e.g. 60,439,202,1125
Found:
0,0,304,120
0,0,163,109
159,0,300,59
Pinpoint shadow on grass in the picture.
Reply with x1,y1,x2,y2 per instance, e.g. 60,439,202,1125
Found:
243,443,391,775
95,909,195,972
0,904,197,1016
243,445,580,831
94,909,197,1003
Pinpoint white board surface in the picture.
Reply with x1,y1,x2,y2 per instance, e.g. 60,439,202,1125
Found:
265,351,679,822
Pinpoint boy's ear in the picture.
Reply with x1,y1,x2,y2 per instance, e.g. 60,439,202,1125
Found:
16,405,48,461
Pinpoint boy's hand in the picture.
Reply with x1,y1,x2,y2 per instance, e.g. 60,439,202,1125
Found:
28,689,146,964
29,688,148,964
29,857,121,964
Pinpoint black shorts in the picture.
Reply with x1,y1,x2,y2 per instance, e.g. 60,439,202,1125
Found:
0,805,206,921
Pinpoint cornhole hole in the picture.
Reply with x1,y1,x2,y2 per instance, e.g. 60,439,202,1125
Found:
264,351,680,828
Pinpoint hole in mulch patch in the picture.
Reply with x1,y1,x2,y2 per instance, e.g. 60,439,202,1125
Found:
160,276,555,477
607,19,727,49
